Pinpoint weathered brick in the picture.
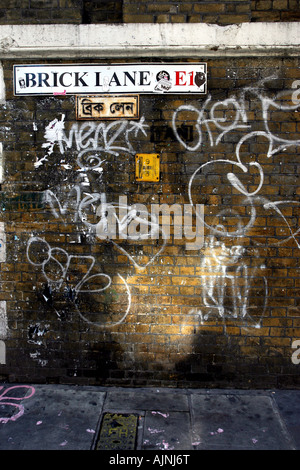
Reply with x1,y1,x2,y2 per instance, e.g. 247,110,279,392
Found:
0,8,299,390
194,3,226,14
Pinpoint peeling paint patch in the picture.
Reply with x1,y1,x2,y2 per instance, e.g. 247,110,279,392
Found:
0,62,5,104
42,114,65,156
29,350,48,367
0,222,6,263
0,143,3,184
28,323,49,345
0,340,5,364
0,302,7,365
0,301,7,339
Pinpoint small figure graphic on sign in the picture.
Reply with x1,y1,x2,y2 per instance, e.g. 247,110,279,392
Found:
155,70,172,92
195,71,206,88
19,78,26,89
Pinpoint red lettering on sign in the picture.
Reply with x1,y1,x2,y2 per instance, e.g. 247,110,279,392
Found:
175,71,187,86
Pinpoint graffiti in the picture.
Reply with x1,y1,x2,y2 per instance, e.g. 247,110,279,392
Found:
43,185,82,224
172,78,300,327
30,113,158,327
292,80,300,105
150,124,194,143
29,76,299,334
35,114,148,168
0,385,35,423
96,196,168,267
43,188,167,267
170,78,300,244
291,340,300,365
172,76,300,155
26,236,131,327
44,185,204,252
195,234,267,330
189,159,300,247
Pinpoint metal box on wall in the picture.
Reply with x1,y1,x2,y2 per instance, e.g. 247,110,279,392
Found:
135,154,160,182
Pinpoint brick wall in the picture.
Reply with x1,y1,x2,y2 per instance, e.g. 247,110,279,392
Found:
123,0,300,24
0,3,299,388
0,1,300,24
0,55,299,388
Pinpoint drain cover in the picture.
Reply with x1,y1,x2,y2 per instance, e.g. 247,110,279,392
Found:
96,413,139,450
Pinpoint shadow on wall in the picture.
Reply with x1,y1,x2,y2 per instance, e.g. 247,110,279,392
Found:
175,331,238,386
173,322,288,388
29,284,126,383
174,233,269,387
25,234,133,383
82,0,123,24
174,316,268,387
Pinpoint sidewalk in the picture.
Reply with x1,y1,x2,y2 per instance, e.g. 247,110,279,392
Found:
0,383,299,451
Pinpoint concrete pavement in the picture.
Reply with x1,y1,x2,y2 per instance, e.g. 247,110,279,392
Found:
0,383,299,451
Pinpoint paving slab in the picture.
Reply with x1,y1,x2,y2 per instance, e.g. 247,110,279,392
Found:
103,388,189,413
190,393,294,450
272,390,300,450
141,410,193,451
0,384,299,451
0,384,106,450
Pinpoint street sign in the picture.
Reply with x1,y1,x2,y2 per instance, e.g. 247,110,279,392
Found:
76,94,139,120
14,63,207,96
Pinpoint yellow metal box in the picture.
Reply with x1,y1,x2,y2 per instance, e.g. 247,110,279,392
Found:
135,154,160,182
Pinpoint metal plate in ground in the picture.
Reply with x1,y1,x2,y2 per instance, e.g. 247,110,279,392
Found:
96,413,138,450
